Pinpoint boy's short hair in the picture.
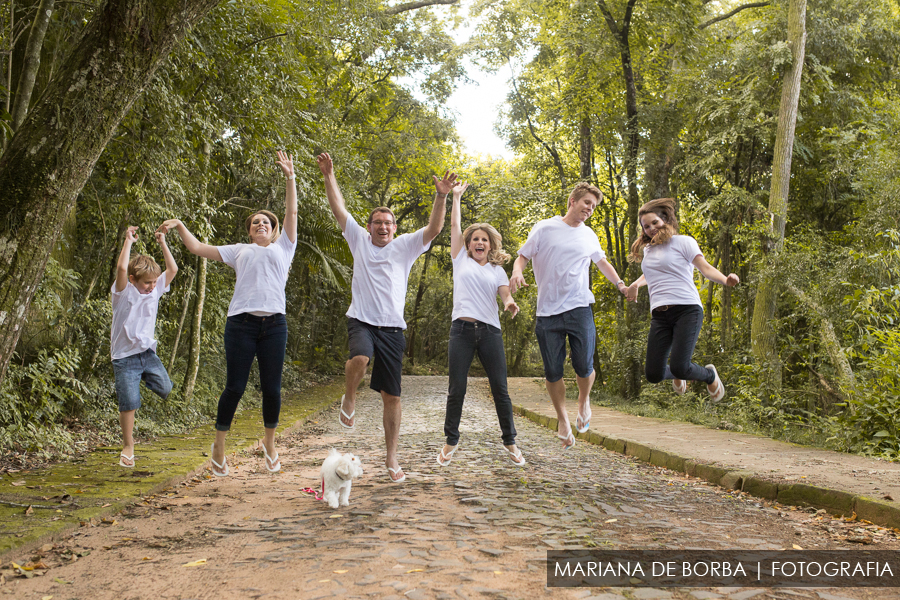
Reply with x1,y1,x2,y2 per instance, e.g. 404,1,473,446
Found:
568,182,603,206
128,255,162,281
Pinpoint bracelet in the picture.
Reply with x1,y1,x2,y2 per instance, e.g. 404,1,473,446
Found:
286,174,296,180
616,279,625,287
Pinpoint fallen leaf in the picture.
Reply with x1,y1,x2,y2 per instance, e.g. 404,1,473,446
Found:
329,514,343,519
41,596,52,600
181,559,207,567
141,557,153,561
493,571,503,575
10,481,25,486
406,569,425,573
101,503,111,508
793,544,803,550
333,570,348,574
604,518,617,523
25,505,34,516
52,578,71,585
318,579,331,583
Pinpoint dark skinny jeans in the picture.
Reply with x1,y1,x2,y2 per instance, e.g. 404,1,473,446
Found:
216,313,288,431
645,304,715,385
445,319,517,446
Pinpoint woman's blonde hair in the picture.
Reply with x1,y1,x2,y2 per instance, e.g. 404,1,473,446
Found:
245,210,280,243
628,198,678,263
463,223,510,266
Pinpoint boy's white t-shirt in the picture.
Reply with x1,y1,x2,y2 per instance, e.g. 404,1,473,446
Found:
640,235,704,310
451,251,510,329
217,232,297,317
517,216,606,316
110,271,171,360
343,216,430,329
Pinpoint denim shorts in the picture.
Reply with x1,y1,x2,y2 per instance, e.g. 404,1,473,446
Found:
347,318,406,398
112,349,173,412
534,305,596,382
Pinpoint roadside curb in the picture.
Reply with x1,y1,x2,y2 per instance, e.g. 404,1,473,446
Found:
0,382,341,562
512,404,900,530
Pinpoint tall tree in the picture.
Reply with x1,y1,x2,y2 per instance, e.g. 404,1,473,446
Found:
750,0,807,387
0,0,220,385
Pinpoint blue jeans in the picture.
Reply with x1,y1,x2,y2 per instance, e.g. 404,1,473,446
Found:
534,306,596,382
216,313,288,432
445,319,517,446
112,349,172,412
645,304,715,385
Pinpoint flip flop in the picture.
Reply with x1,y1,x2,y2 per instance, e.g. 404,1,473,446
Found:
557,431,575,451
118,453,135,468
210,443,229,477
263,446,281,473
706,365,725,404
387,466,406,483
506,447,527,466
436,445,458,467
338,394,355,429
575,407,592,434
672,379,687,395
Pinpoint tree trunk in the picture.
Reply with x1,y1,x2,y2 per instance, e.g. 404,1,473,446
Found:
10,0,55,130
750,0,806,388
167,268,195,373
180,252,207,402
0,0,220,386
406,249,432,366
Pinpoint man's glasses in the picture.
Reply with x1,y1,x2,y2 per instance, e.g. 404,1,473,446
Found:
370,220,395,227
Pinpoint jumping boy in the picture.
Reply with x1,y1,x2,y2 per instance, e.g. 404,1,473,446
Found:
110,226,178,467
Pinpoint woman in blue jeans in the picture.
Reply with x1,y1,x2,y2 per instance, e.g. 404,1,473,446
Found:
158,151,297,476
625,198,739,403
437,182,525,467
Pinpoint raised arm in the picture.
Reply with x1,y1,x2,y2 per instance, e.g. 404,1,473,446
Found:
157,219,222,262
693,255,740,287
316,152,350,231
155,231,179,287
509,255,530,295
115,226,138,292
276,151,297,243
595,258,627,296
449,182,468,259
423,170,457,245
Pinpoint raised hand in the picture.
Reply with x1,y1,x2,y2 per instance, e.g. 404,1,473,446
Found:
275,150,295,178
452,181,469,197
124,225,138,244
156,219,182,235
154,230,167,246
725,273,740,287
316,152,334,177
432,170,458,196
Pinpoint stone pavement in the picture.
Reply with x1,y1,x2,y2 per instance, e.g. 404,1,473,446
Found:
507,378,900,529
4,376,899,600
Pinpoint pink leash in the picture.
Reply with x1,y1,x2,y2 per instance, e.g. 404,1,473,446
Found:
301,477,324,501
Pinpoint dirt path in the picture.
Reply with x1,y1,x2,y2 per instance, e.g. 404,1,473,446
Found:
4,376,899,600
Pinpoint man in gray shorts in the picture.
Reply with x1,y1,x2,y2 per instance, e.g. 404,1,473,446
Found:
510,182,628,450
317,152,456,482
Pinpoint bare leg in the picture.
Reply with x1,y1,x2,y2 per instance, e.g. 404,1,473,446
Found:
382,391,402,476
211,430,228,476
342,355,369,427
262,426,278,470
546,378,570,438
119,410,136,466
576,371,595,422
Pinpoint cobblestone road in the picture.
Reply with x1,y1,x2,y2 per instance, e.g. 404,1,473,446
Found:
6,376,899,600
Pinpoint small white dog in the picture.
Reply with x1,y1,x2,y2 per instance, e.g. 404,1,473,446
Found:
320,448,363,509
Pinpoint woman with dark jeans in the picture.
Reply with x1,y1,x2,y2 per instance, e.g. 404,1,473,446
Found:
438,182,525,467
158,151,297,476
625,198,739,403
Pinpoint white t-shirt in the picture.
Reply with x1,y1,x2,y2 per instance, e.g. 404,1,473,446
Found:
343,216,430,329
640,235,704,310
451,251,510,329
217,232,297,317
517,216,606,316
110,272,171,360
